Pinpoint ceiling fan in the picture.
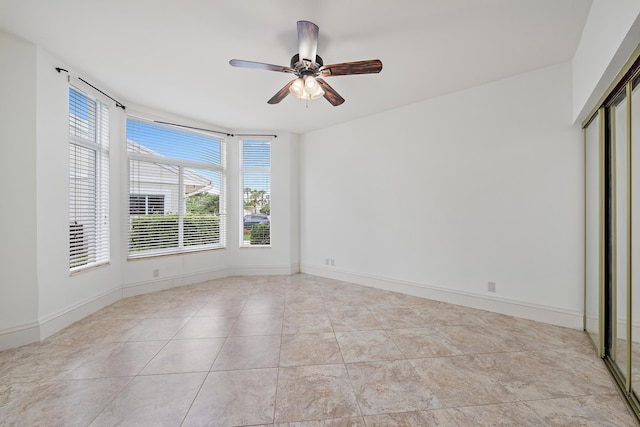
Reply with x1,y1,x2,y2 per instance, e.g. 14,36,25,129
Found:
229,20,383,106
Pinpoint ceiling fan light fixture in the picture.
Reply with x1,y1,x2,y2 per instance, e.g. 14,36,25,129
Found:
310,85,325,100
304,75,319,91
289,78,305,96
288,76,324,101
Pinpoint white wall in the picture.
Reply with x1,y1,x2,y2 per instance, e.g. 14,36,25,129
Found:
0,32,39,346
35,49,124,339
301,62,584,327
572,0,640,123
224,132,301,275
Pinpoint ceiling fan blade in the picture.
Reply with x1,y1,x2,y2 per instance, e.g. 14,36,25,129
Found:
297,20,319,62
267,80,295,104
319,59,383,77
229,59,295,74
316,78,345,106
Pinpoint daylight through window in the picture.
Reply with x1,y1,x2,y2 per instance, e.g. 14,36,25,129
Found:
127,117,226,257
241,140,271,246
68,87,110,270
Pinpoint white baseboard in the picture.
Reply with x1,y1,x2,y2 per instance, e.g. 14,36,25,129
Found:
614,318,640,342
122,267,234,297
301,263,583,330
38,287,122,340
0,322,41,352
0,287,121,351
2,264,302,351
585,314,598,334
121,264,299,297
227,263,301,276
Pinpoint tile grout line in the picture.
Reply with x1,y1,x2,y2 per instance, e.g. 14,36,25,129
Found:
141,294,217,426
271,284,288,424
326,293,367,421
1,274,634,426
179,281,254,424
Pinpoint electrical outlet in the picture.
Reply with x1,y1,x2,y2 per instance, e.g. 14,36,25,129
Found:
488,281,496,293
153,269,159,278
325,258,330,265
330,259,335,266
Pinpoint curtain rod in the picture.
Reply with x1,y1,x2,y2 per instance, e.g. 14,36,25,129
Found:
235,133,278,138
55,67,126,110
154,121,232,137
155,122,278,139
55,67,277,138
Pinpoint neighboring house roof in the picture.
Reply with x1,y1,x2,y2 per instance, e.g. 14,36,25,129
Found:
127,140,218,195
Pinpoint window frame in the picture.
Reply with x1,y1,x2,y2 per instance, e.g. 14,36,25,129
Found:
68,84,110,273
126,114,226,258
240,139,272,248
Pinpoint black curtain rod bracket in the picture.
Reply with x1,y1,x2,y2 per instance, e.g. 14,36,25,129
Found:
56,66,126,110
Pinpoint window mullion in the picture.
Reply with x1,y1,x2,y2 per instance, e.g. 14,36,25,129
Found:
127,152,223,173
178,165,184,248
70,135,99,151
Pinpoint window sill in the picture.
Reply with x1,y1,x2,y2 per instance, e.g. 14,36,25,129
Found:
70,261,110,276
127,245,226,261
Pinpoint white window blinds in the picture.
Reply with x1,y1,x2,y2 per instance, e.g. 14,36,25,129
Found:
69,87,110,270
127,117,226,257
241,140,271,246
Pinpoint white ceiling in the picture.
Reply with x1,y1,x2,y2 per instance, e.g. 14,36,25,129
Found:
0,0,592,134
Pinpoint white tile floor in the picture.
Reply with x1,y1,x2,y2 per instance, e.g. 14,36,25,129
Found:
0,274,636,426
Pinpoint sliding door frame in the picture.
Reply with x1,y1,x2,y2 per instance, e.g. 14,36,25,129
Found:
584,48,640,421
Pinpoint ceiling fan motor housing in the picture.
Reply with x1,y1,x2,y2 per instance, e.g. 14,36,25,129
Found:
290,54,323,77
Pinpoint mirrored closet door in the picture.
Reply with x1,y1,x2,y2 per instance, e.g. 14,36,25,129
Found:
610,86,630,384
584,61,640,419
631,74,640,400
